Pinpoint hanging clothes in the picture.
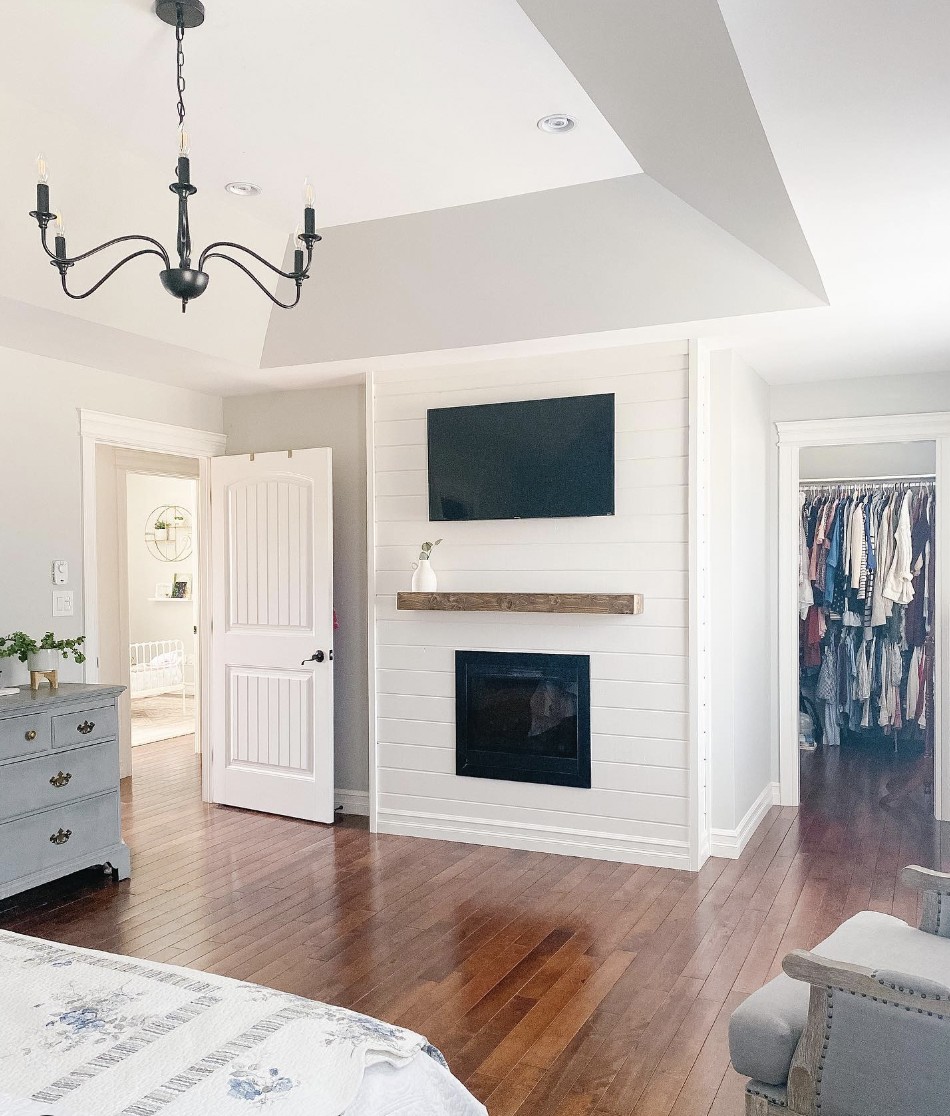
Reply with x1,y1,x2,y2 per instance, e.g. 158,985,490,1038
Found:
799,479,935,751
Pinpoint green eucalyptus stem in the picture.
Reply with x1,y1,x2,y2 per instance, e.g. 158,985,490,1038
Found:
418,538,443,561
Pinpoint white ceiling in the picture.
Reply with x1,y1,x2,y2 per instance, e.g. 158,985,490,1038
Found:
2,0,948,391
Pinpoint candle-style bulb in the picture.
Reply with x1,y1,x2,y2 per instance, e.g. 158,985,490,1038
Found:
178,126,191,157
36,153,49,184
293,224,303,246
302,177,315,208
54,212,65,237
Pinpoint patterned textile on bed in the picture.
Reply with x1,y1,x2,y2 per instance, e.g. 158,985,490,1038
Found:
0,930,446,1116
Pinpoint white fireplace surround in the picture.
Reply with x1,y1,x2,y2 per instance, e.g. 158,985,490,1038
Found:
366,340,712,870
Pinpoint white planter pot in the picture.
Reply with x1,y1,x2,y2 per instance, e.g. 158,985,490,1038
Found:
411,556,438,592
154,528,168,541
28,649,60,673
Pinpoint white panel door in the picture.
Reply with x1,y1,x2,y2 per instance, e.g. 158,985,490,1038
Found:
210,449,334,822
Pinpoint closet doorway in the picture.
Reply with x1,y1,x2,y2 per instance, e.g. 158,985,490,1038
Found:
776,413,950,821
797,443,935,814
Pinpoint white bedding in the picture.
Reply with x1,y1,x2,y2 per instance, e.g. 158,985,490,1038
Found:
0,931,486,1116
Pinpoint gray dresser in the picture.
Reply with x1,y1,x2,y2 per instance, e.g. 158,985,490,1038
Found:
0,684,130,901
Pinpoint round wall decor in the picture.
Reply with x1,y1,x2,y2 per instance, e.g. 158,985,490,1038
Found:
146,505,193,563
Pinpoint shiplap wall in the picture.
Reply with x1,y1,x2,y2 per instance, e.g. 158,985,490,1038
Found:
372,340,692,867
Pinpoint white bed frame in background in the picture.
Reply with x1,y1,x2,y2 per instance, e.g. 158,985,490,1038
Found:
130,639,187,713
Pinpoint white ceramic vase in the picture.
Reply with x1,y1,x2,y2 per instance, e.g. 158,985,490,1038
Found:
28,649,59,673
411,556,438,592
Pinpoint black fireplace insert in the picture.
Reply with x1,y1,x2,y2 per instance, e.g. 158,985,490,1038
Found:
455,650,591,788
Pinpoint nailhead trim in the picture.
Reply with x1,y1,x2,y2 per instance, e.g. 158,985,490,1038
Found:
830,982,948,1017
746,1082,788,1108
872,972,948,1001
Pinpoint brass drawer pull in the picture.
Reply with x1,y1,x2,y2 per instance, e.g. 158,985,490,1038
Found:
77,720,95,735
50,771,72,788
49,828,72,845
25,729,37,742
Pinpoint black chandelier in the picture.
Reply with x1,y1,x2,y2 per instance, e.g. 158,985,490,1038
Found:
29,0,320,313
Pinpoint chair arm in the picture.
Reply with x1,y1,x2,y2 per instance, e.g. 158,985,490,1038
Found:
900,865,950,935
782,949,950,1115
901,865,950,893
783,949,950,1011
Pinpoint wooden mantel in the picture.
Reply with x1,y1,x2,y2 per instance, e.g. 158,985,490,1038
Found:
396,592,644,616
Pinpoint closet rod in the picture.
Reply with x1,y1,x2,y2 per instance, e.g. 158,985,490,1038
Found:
800,474,935,486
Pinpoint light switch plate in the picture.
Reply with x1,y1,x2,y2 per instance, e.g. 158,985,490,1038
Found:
52,560,68,585
52,590,74,617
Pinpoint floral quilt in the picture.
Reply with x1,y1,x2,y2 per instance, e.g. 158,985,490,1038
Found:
0,930,449,1116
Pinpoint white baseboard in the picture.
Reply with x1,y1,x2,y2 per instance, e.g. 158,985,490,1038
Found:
335,788,370,817
376,808,691,869
709,781,780,860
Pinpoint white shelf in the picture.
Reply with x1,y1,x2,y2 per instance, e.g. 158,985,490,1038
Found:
147,597,193,603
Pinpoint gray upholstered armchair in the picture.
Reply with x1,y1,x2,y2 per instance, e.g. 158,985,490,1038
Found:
730,866,950,1115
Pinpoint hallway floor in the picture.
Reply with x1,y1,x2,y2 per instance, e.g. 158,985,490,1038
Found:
131,692,196,746
2,737,949,1115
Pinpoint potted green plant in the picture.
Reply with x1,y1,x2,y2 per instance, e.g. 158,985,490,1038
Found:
153,518,169,540
0,631,86,675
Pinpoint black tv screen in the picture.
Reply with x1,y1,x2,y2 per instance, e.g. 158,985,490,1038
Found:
427,393,615,522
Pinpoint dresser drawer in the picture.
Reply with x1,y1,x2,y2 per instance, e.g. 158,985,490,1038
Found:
0,740,119,823
51,704,118,750
0,712,50,763
0,792,120,880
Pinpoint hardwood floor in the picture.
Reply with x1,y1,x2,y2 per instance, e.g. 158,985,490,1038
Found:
2,736,949,1115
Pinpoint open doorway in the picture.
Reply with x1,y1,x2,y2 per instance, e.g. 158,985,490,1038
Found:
126,472,198,751
93,445,203,782
796,441,936,814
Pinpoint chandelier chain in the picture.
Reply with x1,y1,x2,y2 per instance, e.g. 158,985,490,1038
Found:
30,0,318,311
176,5,187,129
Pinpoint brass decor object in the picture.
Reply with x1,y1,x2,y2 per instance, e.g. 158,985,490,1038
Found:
49,772,72,788
24,729,36,742
29,669,58,692
77,720,95,735
49,828,72,845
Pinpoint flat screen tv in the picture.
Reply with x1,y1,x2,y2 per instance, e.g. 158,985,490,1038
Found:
427,393,615,522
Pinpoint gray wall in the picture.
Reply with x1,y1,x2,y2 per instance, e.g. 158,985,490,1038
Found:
224,383,369,795
0,346,221,690
799,441,936,480
772,369,950,422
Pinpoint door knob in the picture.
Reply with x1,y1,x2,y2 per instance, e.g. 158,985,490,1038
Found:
301,651,325,665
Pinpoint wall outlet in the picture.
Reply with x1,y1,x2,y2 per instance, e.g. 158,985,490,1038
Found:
52,590,74,617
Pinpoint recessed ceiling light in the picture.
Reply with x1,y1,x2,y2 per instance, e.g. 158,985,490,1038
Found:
225,181,262,197
537,114,576,134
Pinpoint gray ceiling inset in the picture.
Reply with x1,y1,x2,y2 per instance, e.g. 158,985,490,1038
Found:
517,0,827,301
261,174,823,368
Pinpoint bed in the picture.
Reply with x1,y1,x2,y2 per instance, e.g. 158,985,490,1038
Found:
0,930,486,1116
130,640,187,712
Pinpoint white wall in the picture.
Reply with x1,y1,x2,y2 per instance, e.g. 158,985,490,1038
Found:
0,347,221,689
371,340,691,867
709,352,773,854
223,383,369,799
126,473,197,655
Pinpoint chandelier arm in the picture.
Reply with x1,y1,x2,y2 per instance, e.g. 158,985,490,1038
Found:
38,226,58,261
59,248,170,300
57,234,172,269
202,251,303,309
197,240,310,280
